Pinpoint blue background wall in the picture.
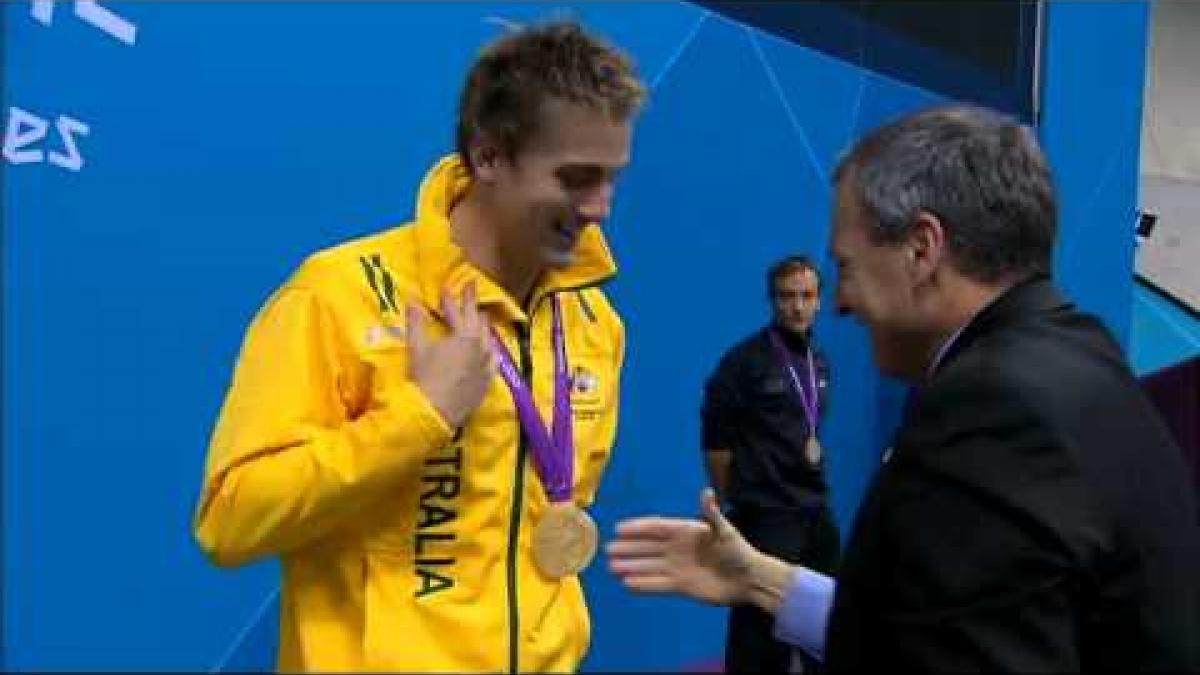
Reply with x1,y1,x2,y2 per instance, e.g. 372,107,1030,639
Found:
1131,281,1200,376
2,1,1149,670
1040,0,1150,347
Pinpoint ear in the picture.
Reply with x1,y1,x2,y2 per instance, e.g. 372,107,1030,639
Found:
907,210,946,284
468,136,503,182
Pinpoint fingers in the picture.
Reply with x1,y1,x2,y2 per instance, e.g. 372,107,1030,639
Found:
608,555,673,576
484,343,497,374
406,303,427,351
617,574,680,595
420,284,494,374
700,488,735,539
461,281,481,333
606,538,670,559
607,541,680,594
614,516,704,540
441,289,462,331
443,282,490,339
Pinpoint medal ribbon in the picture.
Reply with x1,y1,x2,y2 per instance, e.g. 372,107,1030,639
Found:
490,296,574,503
768,329,820,434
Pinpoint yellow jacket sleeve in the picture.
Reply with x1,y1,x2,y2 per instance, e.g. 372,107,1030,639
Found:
194,284,452,567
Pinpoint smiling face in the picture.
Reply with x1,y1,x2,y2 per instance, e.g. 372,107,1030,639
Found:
828,105,1061,379
474,99,632,268
831,176,930,378
454,21,644,272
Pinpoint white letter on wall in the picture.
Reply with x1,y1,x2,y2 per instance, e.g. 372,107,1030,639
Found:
75,0,137,45
48,115,90,171
31,0,54,25
3,107,49,165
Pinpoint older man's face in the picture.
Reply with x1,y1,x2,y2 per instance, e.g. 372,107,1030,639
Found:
831,179,927,379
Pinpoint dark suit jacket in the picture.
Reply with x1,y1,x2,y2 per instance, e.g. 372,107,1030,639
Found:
825,277,1200,672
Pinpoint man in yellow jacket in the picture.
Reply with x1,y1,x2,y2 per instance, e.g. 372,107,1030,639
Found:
194,20,644,672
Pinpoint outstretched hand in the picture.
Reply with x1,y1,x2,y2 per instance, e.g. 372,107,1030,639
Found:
606,488,758,607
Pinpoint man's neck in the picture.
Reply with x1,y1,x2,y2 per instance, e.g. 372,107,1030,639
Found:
918,277,1014,377
770,323,810,350
448,187,542,306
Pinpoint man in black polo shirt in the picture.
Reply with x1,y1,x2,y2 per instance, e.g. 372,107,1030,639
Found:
701,254,840,673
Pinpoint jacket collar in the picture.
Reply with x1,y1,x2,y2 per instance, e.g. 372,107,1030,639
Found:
411,154,617,323
931,274,1070,379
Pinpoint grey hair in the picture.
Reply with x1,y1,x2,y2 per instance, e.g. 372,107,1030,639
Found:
833,104,1057,283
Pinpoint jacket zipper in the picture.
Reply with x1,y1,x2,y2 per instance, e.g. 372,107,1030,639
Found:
504,282,608,672
506,321,532,674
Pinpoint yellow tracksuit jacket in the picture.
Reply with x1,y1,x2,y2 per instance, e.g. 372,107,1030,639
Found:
194,155,624,672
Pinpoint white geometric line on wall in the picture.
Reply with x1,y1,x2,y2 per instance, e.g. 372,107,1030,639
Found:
651,10,711,90
745,26,829,187
844,69,869,156
1080,120,1145,231
209,585,280,674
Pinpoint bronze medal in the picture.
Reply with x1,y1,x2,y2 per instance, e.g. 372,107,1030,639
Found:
769,331,825,468
805,435,823,465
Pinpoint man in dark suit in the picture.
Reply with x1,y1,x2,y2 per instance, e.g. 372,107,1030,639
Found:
607,104,1200,672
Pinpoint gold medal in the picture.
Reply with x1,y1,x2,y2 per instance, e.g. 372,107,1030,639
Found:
532,502,598,579
805,435,823,465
